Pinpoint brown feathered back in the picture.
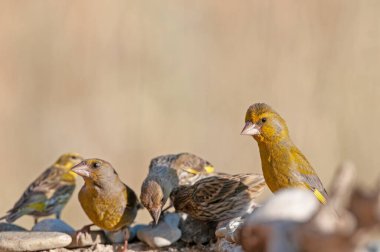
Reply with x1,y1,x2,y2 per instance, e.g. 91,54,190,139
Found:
171,173,266,222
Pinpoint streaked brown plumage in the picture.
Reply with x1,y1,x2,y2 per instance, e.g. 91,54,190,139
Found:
170,173,266,222
0,153,83,224
140,153,215,224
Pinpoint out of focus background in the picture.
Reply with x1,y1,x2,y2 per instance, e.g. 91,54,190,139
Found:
0,1,379,229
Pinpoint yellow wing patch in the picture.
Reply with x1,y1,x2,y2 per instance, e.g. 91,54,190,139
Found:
185,168,200,174
29,202,46,212
313,189,327,204
183,165,214,175
204,165,214,174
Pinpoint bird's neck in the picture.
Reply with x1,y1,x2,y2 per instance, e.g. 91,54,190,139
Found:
256,137,294,167
84,177,124,192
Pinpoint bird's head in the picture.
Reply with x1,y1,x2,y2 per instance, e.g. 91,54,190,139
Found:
140,180,165,225
71,158,119,185
241,103,289,143
55,153,84,171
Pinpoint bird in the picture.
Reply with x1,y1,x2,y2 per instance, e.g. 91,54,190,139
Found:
140,153,215,224
241,103,328,204
0,153,83,224
170,173,266,222
72,158,141,249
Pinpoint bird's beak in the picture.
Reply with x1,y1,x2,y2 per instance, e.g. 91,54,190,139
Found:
241,122,260,135
71,162,90,178
149,208,161,225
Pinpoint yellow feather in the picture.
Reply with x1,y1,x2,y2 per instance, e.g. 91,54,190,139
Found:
313,189,327,204
186,168,200,174
29,202,46,211
204,166,214,174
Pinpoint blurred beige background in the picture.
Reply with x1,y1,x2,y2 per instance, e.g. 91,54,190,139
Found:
0,1,379,229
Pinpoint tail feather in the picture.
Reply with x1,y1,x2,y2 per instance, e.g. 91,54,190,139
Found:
3,211,22,223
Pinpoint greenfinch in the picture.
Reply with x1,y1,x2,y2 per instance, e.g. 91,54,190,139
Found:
170,173,266,222
140,153,215,224
72,158,141,248
0,153,83,223
241,103,328,204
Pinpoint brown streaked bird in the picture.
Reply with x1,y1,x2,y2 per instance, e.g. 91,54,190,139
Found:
72,158,141,249
140,153,215,224
170,173,266,222
0,153,83,224
241,103,328,204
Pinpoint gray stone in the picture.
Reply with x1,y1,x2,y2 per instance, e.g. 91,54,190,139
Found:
0,223,27,232
32,219,75,235
180,214,216,244
163,212,180,227
104,228,129,244
216,238,244,252
366,240,380,252
215,217,244,243
137,221,181,248
129,224,148,241
67,230,107,248
246,188,319,225
0,231,71,251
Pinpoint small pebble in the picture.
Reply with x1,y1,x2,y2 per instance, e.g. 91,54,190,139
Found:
104,228,129,244
215,217,244,243
137,222,181,248
0,231,71,251
67,230,107,248
129,224,148,241
32,219,75,235
216,238,244,252
163,212,180,228
0,223,27,232
246,188,319,225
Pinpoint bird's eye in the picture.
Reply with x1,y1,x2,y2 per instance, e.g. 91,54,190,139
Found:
261,118,267,123
93,162,101,169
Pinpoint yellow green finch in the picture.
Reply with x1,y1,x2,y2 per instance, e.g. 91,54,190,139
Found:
72,158,141,248
0,153,83,223
241,103,328,204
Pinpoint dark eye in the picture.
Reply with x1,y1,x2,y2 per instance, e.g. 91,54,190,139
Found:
93,162,101,169
71,156,77,159
261,118,267,123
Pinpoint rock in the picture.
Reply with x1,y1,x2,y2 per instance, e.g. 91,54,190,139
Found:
129,224,148,241
0,231,71,251
67,230,107,248
366,240,380,252
164,212,180,227
32,219,75,235
216,238,244,252
137,221,181,248
239,189,320,252
215,217,244,243
0,223,27,232
180,213,217,244
246,188,319,225
240,221,299,252
104,228,129,244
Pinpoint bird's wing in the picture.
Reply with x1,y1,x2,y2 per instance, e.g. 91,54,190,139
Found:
174,153,214,174
11,166,65,211
291,147,328,204
191,175,245,204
